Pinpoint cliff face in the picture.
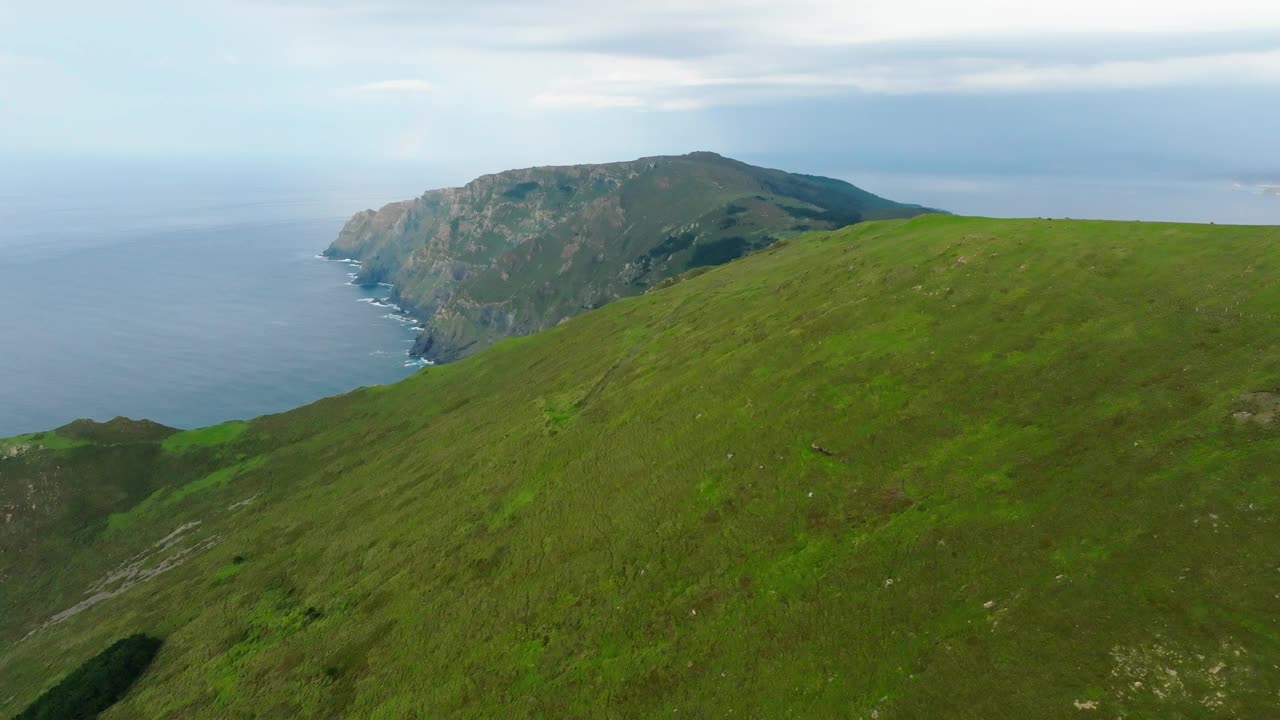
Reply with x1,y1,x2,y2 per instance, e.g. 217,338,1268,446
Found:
327,151,933,362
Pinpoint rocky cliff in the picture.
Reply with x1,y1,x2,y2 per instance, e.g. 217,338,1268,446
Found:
327,151,934,362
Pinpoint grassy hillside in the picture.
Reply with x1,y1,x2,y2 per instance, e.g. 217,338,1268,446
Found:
4,215,1280,718
326,151,933,362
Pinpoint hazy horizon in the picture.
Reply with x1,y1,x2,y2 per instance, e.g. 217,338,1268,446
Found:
2,1,1279,224
3,153,1277,231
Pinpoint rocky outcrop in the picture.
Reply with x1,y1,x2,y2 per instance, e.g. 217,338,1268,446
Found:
327,151,935,362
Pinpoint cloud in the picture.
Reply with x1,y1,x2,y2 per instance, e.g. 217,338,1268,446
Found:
230,0,1280,110
945,49,1280,93
7,0,1280,176
228,1,1280,113
515,47,1280,111
530,93,644,109
1234,181,1280,198
247,0,1280,46
358,79,435,93
653,98,707,112
527,92,707,111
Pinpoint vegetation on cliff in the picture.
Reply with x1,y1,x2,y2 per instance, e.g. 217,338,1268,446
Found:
326,151,933,362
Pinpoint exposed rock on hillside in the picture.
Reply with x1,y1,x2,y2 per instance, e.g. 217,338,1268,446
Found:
327,152,934,362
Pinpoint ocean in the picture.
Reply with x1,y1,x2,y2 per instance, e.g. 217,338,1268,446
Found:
3,159,1276,438
0,162,439,437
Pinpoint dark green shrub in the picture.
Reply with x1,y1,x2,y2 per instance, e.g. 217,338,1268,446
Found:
688,236,750,268
16,634,162,720
501,182,541,200
646,231,697,259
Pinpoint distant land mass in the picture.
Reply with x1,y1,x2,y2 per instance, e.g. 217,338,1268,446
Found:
326,151,935,362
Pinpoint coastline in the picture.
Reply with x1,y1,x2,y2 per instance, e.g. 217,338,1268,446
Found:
314,253,433,368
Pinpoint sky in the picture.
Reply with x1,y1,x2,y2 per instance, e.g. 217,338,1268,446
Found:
2,1,1279,220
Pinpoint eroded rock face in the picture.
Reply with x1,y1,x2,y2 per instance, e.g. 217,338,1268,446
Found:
327,152,934,362
26,521,220,637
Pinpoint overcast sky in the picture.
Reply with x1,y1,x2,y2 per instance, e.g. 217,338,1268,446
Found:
2,1,1278,219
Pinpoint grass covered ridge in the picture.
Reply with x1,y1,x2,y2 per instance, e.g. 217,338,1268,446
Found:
2,215,1280,718
161,421,249,452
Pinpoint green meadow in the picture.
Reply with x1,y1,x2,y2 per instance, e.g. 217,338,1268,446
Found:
3,215,1279,718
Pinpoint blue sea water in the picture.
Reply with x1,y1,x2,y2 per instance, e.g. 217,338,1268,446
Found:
0,162,440,437
3,159,1276,438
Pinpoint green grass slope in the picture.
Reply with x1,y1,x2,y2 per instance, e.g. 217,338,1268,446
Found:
3,215,1280,718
